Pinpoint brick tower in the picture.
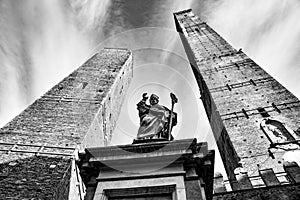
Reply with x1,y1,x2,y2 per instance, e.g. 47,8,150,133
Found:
0,47,216,200
0,48,133,199
174,9,300,195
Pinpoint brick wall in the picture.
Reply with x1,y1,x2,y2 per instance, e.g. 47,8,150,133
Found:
174,9,300,190
82,48,133,148
0,156,71,199
0,48,132,149
174,10,240,181
0,48,133,199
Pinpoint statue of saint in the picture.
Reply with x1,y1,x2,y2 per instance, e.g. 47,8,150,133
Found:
136,93,177,140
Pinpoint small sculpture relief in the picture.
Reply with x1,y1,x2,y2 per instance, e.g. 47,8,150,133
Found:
260,118,300,145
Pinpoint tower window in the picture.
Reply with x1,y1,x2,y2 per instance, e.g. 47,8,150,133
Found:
82,82,88,89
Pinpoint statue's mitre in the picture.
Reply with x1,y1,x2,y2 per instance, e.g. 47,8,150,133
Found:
150,94,159,100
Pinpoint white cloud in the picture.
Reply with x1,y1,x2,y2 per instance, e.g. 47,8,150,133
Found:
206,0,300,98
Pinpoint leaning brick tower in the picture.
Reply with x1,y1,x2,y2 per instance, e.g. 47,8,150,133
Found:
0,48,133,199
174,9,300,194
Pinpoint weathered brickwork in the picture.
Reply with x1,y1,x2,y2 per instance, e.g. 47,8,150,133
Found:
0,156,71,199
0,48,132,149
0,48,133,199
174,9,300,197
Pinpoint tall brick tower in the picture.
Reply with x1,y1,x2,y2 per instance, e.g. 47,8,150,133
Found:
174,9,300,193
0,48,133,199
0,46,216,200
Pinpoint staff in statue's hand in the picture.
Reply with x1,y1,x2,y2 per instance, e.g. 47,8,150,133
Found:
168,93,178,140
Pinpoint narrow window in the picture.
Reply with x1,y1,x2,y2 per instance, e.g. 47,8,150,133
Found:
82,82,88,89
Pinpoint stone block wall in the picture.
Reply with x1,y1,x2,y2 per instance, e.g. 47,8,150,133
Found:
80,139,215,200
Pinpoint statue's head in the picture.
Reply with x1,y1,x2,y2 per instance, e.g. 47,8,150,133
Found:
150,94,159,105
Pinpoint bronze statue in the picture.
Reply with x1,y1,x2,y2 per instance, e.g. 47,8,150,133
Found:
136,92,177,140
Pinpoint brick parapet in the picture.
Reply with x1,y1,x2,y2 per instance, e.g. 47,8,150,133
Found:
213,162,300,194
213,184,300,200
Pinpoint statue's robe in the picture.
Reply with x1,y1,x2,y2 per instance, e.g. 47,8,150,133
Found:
137,100,177,139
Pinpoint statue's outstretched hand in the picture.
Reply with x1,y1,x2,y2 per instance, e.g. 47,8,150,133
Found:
142,93,148,101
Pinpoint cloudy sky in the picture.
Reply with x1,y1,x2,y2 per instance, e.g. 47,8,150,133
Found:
0,0,299,175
